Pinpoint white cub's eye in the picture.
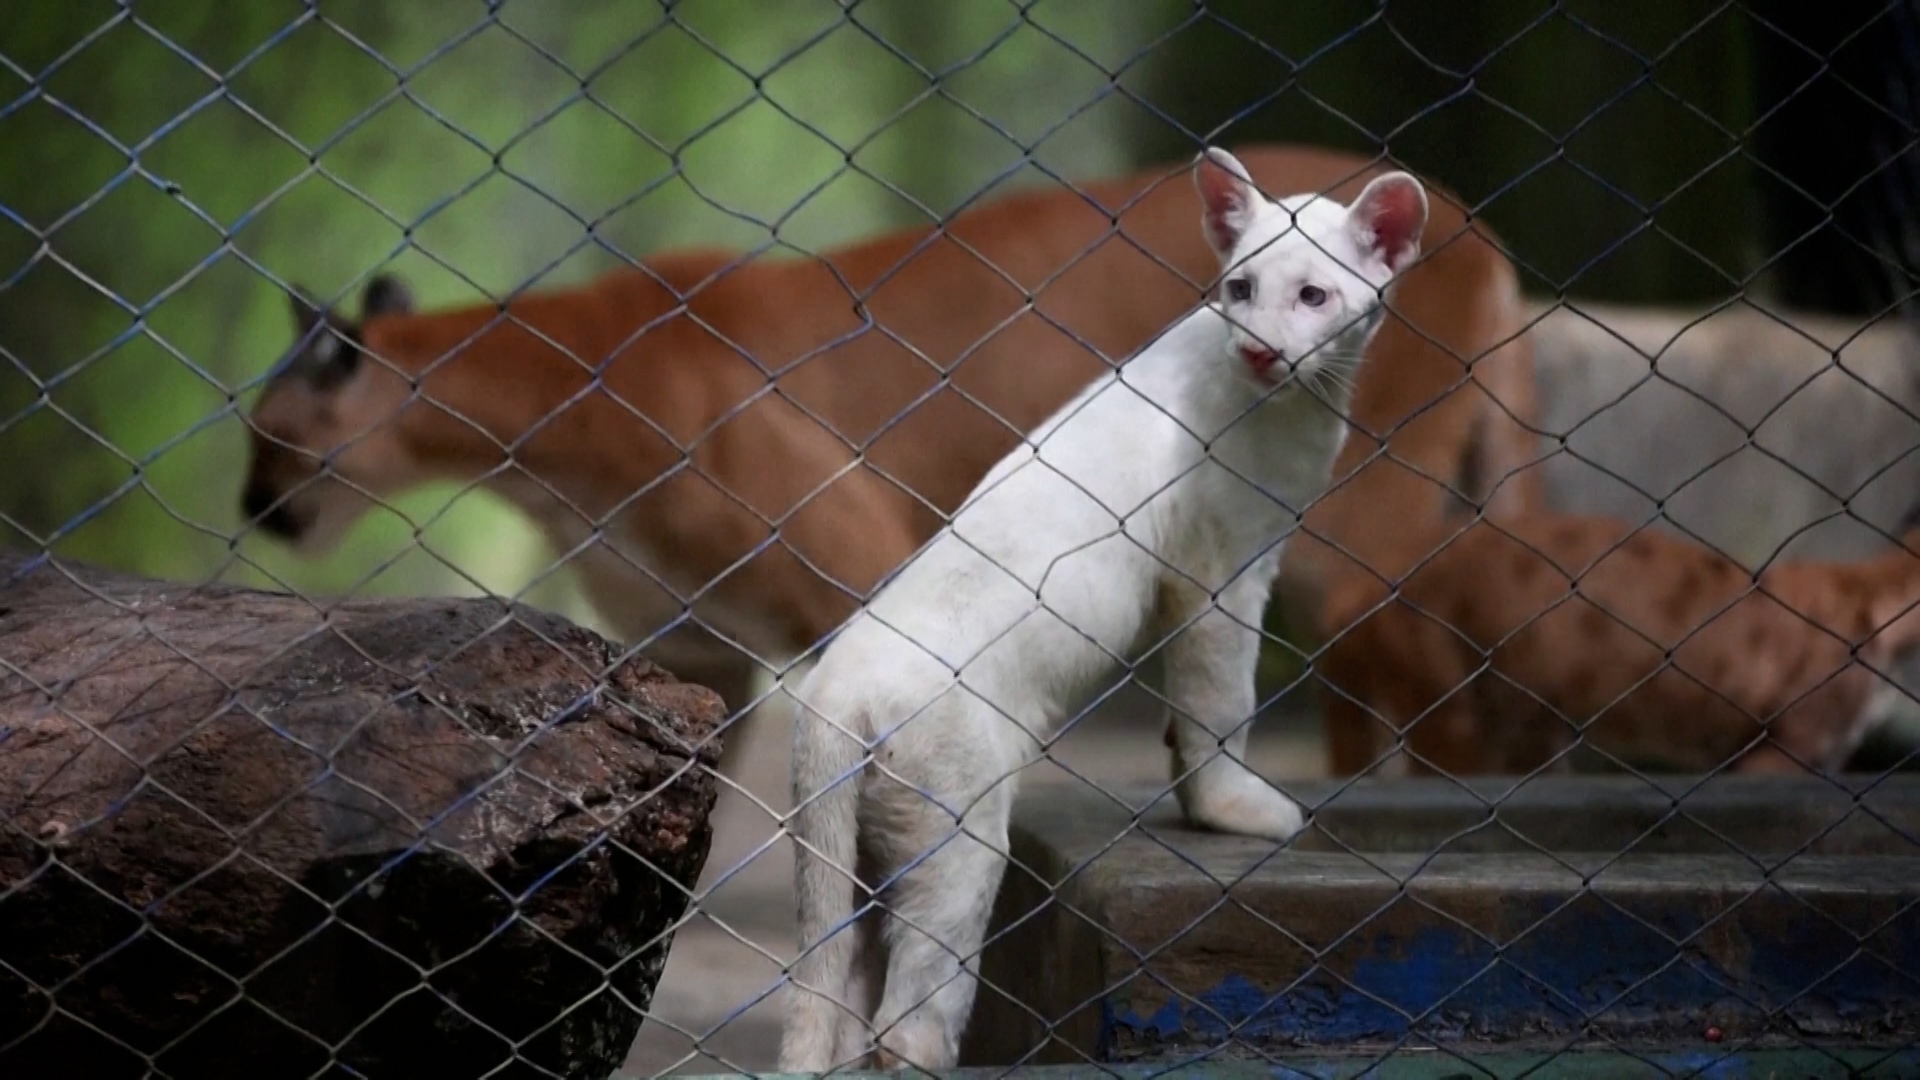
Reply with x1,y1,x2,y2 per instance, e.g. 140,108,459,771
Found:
1299,284,1327,307
1225,278,1253,302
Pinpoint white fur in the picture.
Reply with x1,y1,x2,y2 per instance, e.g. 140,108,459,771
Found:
778,150,1429,1072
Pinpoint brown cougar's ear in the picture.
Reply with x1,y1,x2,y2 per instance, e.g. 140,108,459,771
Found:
1895,495,1920,537
362,274,413,319
289,285,324,337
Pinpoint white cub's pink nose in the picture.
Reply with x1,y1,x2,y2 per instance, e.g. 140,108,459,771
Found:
1239,344,1281,375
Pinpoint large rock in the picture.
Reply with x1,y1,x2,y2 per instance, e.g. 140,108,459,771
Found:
0,552,724,1079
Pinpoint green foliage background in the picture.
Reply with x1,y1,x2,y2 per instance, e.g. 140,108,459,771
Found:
0,0,1783,652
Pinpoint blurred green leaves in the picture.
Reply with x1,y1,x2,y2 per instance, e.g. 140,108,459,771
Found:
0,0,1771,655
0,0,1165,630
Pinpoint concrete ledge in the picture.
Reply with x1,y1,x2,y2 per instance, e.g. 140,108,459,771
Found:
963,777,1920,1066
1291,773,1920,858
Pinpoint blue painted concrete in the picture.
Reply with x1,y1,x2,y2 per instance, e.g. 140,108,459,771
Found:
1102,890,1920,1055
681,1048,1920,1079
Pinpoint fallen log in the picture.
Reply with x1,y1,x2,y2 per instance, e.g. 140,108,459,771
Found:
0,551,724,1080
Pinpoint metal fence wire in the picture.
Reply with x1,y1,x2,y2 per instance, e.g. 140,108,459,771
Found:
3,1,1920,1078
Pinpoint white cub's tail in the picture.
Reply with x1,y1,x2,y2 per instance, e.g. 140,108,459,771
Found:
778,691,868,1072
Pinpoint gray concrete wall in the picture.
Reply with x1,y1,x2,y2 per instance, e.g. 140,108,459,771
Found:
1527,301,1920,565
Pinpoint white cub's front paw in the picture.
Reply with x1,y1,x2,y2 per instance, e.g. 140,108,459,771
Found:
1186,770,1306,841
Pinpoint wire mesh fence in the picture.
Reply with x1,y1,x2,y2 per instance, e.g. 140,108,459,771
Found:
4,1,1920,1078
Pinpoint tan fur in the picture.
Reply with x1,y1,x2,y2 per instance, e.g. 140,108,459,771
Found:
1323,515,1920,777
243,144,1539,772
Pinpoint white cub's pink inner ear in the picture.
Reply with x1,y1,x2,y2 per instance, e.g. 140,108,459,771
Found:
1348,172,1429,276
1195,149,1259,257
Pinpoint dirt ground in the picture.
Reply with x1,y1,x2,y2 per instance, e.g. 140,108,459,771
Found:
620,682,1325,1076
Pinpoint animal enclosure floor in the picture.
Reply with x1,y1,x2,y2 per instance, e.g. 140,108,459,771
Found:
620,684,1326,1076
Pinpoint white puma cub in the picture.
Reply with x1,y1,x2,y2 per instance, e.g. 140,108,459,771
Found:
779,148,1429,1072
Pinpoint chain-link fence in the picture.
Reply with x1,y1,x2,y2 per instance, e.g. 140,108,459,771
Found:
5,1,1920,1078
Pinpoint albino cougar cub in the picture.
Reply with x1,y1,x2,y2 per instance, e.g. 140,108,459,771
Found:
779,149,1429,1072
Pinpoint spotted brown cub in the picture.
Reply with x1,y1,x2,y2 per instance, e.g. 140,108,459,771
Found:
1322,514,1920,777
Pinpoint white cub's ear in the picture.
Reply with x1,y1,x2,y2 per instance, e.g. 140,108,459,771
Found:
1346,170,1429,278
1194,147,1264,257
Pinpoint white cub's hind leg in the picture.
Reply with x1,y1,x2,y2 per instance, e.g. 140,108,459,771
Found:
865,756,1014,1071
831,907,886,1067
779,686,872,1074
1163,577,1306,841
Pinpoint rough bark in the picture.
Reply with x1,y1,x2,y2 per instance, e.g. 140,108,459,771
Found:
0,551,724,1080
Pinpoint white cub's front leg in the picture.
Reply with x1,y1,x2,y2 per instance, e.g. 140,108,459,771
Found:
1161,578,1306,841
